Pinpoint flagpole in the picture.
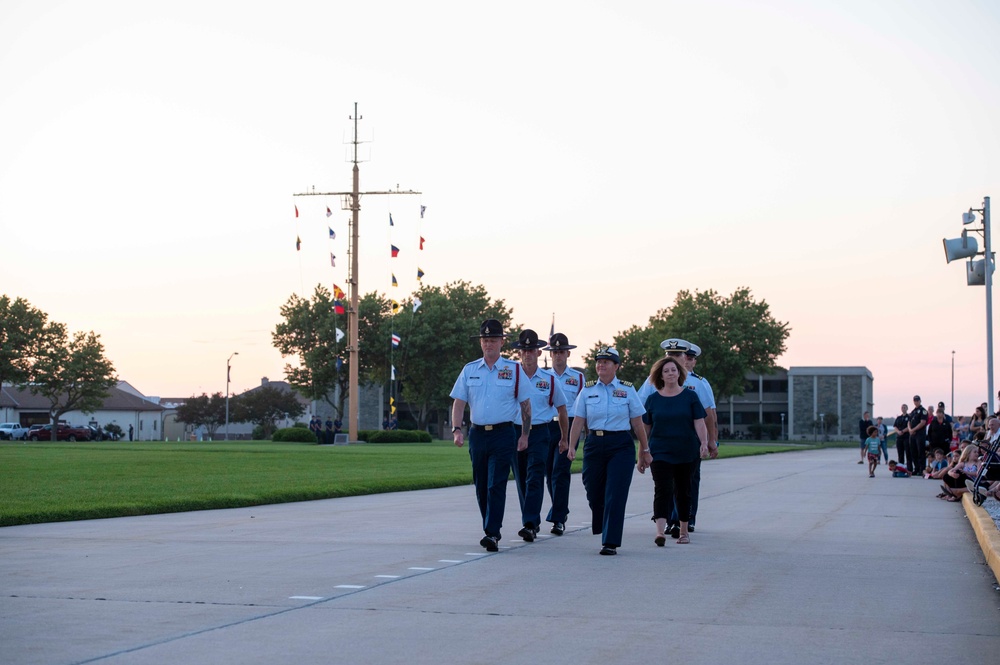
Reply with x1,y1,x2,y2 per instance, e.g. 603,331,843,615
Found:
294,103,420,443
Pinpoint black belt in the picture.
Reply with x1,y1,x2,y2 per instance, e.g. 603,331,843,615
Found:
472,422,514,431
592,430,629,437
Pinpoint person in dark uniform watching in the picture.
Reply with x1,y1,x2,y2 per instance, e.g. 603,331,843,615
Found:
565,346,650,555
511,329,568,543
892,403,910,469
858,411,873,464
907,395,928,475
450,319,532,552
324,417,333,444
544,332,585,536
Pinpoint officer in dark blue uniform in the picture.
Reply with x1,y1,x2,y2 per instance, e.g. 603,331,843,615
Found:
892,403,909,469
450,319,532,552
544,332,585,536
511,329,568,542
566,346,650,555
907,395,928,475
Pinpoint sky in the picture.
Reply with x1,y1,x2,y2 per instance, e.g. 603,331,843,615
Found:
2,0,999,418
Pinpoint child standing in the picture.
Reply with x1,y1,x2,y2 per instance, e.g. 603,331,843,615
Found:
865,426,881,478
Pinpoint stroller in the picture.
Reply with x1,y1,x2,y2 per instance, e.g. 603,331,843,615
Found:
970,433,1000,506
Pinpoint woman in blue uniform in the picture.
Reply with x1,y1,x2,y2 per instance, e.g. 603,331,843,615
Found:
565,347,651,555
641,356,708,546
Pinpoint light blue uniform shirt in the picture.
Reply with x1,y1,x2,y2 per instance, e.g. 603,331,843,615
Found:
638,373,715,411
572,376,645,431
515,367,568,425
552,367,585,418
450,356,529,425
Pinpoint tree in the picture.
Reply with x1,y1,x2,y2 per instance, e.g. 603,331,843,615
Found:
586,287,790,399
229,385,306,438
174,392,227,438
0,295,49,387
393,281,515,430
28,326,118,440
272,285,348,416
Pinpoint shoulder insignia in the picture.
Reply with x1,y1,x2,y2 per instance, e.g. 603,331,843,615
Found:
585,380,597,388
690,371,702,379
619,380,634,388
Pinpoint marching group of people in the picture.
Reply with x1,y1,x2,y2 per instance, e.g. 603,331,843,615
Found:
450,319,718,556
860,396,1000,503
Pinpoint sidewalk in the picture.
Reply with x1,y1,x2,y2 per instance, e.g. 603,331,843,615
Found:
1,448,998,665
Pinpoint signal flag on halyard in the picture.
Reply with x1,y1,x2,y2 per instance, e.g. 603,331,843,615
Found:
391,333,401,347
390,396,396,415
295,205,299,218
391,300,401,314
333,284,346,300
329,227,336,239
330,253,336,267
391,245,400,257
392,274,398,287
391,365,396,380
416,267,424,281
296,235,301,251
412,297,422,313
419,236,425,250
420,205,426,218
326,206,332,218
389,213,394,227
334,300,346,315
336,328,345,342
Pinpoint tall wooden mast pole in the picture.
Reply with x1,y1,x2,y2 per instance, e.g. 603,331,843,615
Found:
348,104,360,442
294,104,419,442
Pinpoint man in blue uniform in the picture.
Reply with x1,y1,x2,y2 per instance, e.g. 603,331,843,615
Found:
677,341,718,533
566,346,650,555
892,403,909,469
511,329,568,542
451,319,532,552
906,396,928,475
544,332,585,536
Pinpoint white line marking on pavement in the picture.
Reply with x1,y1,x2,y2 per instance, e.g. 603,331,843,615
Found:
408,567,435,571
334,585,366,589
465,553,487,556
374,575,400,578
438,559,463,563
289,596,324,600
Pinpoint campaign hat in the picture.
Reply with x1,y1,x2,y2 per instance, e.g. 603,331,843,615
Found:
511,329,548,350
471,319,512,339
544,332,577,351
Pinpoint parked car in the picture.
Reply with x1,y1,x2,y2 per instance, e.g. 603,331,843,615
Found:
28,424,93,441
87,425,111,441
0,423,29,440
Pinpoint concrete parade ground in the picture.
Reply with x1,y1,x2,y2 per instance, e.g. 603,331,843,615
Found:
1,448,998,665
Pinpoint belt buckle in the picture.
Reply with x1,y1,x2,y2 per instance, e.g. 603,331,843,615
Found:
484,424,494,431
595,430,604,437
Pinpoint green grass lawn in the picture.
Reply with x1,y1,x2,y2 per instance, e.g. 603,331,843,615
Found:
0,439,810,526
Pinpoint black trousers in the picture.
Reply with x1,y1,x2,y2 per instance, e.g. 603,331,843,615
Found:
908,430,927,474
650,460,696,524
896,434,908,466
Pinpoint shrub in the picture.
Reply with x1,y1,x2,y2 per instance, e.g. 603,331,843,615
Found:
272,427,318,443
367,429,433,443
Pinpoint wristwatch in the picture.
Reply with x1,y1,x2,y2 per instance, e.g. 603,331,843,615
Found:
452,425,462,433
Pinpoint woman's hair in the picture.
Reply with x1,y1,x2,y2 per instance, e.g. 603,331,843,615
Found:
958,445,979,464
975,406,986,419
649,356,687,390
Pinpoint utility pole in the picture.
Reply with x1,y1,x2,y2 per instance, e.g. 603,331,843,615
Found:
294,103,420,443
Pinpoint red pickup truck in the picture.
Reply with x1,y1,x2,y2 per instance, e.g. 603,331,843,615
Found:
28,424,93,441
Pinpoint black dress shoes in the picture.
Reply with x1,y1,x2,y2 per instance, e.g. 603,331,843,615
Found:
550,522,565,536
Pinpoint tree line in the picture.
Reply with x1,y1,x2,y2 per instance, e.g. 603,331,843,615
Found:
0,296,118,440
272,282,790,431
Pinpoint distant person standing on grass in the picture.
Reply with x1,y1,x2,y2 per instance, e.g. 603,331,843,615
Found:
128,424,133,441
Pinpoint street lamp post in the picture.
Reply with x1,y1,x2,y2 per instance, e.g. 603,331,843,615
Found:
225,352,238,441
943,196,993,410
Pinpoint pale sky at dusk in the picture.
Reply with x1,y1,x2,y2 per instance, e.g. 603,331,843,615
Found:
2,0,999,418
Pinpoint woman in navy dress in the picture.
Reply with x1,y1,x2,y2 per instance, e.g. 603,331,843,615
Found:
641,356,708,546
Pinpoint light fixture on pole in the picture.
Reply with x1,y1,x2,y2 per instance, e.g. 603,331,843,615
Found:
225,352,238,441
943,197,993,410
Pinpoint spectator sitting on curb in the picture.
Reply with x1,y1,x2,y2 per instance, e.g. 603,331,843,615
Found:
925,449,949,480
939,445,980,502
